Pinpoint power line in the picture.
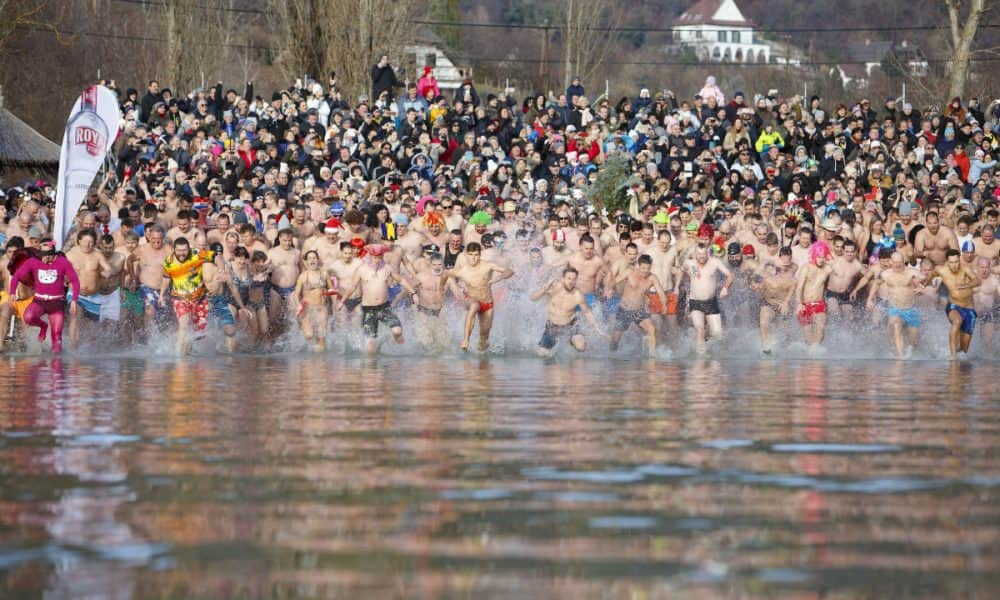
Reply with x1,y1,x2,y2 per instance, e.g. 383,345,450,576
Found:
411,19,1000,35
15,25,271,51
114,0,265,15
106,1,999,36
17,24,1000,68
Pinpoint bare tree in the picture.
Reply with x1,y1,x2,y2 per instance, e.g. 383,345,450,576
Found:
0,0,47,66
149,0,241,93
271,0,416,101
559,0,621,90
945,0,987,101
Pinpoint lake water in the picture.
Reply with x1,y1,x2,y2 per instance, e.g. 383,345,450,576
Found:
1,355,998,597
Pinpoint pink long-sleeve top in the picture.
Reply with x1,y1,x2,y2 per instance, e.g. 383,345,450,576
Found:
10,256,81,302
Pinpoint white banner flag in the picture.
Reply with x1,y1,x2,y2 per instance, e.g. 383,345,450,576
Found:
53,85,120,249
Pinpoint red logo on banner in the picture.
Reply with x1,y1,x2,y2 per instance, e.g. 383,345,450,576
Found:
74,126,104,157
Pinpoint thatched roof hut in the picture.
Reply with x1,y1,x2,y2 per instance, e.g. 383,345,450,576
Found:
0,87,60,173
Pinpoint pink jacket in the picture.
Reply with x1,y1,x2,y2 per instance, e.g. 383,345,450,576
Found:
11,256,81,301
417,76,440,100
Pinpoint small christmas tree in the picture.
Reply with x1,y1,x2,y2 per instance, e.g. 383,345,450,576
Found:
587,153,640,215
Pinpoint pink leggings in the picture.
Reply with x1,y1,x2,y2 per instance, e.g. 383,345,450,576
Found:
22,298,66,350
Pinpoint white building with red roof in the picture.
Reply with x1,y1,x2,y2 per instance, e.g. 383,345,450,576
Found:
671,0,773,63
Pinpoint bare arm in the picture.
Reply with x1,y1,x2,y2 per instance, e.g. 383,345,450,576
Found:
530,279,553,302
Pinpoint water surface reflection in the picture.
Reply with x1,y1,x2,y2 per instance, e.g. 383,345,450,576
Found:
1,356,997,597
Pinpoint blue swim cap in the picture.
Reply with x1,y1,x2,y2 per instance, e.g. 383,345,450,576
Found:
329,201,345,215
961,240,976,253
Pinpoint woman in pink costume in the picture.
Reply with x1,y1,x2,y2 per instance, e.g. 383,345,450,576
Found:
8,240,81,353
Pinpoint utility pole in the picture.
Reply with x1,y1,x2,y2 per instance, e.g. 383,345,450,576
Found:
539,20,550,88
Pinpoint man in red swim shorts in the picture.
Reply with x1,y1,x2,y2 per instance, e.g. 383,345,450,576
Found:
441,241,513,352
795,241,834,349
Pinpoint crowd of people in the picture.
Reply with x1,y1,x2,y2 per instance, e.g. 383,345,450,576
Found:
3,60,1000,358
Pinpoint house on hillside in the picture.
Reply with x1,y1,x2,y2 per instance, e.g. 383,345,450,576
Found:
669,0,792,64
401,27,472,93
831,39,928,89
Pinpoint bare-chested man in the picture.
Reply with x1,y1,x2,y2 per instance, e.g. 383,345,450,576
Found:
411,253,451,352
795,241,834,349
65,230,114,349
329,241,364,320
131,224,172,332
825,238,864,320
914,211,958,267
96,234,126,341
203,244,248,353
866,252,924,357
339,244,415,355
925,248,980,358
676,243,734,354
646,230,679,330
303,218,343,268
609,254,667,354
441,242,514,352
567,234,606,311
267,228,301,331
758,246,797,354
531,266,606,356
541,229,572,269
973,257,999,349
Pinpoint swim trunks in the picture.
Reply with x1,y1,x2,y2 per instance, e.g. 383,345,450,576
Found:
945,303,977,334
981,306,1000,324
172,296,209,331
476,300,494,313
615,308,651,332
824,288,853,305
647,291,679,315
797,300,827,326
8,295,34,320
209,294,235,327
73,290,121,322
539,318,580,349
688,297,721,316
343,296,362,312
584,292,598,309
362,302,402,338
387,284,403,303
605,295,622,315
122,288,144,317
886,305,921,328
416,305,441,317
273,285,296,298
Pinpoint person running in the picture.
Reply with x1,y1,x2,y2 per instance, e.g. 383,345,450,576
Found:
411,253,451,352
203,242,249,353
795,241,834,349
825,238,864,320
676,243,734,354
530,266,606,356
758,246,797,354
8,239,81,353
566,234,606,310
440,241,514,352
267,228,301,335
609,254,668,354
293,250,335,352
65,229,114,349
973,257,999,349
339,244,415,355
925,248,981,358
866,251,924,358
132,225,172,334
158,237,215,355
